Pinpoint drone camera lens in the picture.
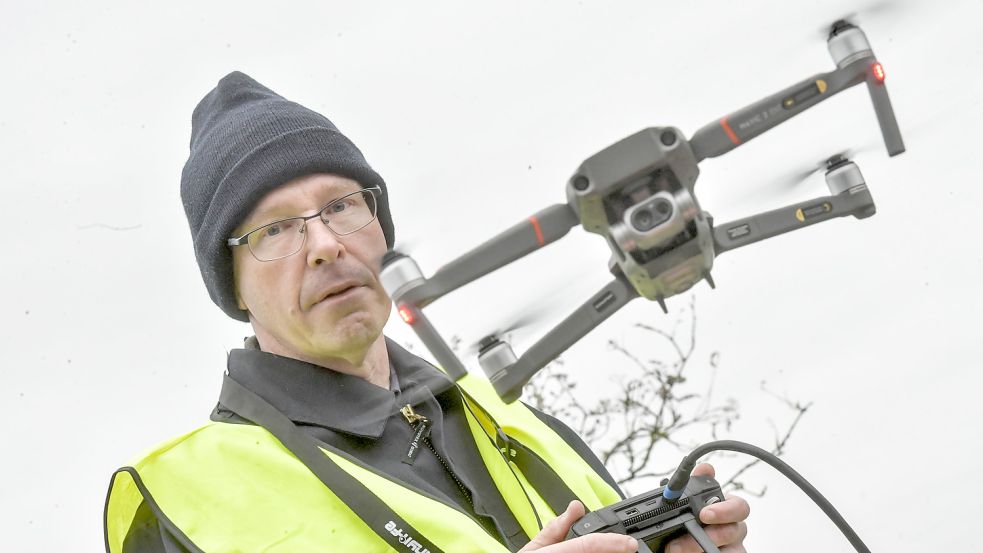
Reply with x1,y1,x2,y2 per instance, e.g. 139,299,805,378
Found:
631,208,655,231
630,197,674,232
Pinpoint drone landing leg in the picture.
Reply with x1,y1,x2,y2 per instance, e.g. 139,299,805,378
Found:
398,303,469,380
865,65,905,156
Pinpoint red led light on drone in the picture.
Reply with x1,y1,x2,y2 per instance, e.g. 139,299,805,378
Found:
872,62,886,82
398,305,415,324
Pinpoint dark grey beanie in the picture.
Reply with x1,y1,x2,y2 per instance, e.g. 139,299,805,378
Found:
181,71,395,322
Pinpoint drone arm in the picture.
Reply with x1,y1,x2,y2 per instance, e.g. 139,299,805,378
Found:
487,272,640,403
712,185,875,255
403,203,579,306
690,66,864,162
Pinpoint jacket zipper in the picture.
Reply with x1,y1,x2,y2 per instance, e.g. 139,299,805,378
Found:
401,404,474,510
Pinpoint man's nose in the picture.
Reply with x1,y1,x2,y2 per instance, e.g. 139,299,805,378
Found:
304,220,344,267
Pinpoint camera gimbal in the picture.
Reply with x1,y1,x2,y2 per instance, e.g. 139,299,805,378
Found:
381,21,904,404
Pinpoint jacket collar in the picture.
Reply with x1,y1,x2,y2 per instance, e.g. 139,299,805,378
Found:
224,337,456,439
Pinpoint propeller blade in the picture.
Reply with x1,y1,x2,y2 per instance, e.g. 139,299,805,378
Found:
778,144,878,191
461,303,554,357
459,275,594,358
816,1,910,40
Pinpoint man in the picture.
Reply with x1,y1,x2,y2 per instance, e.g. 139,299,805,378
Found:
104,71,750,552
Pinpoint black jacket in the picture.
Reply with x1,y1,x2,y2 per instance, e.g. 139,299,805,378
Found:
116,338,621,553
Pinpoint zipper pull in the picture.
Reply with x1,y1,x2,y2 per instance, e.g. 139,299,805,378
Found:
400,404,428,425
400,404,432,466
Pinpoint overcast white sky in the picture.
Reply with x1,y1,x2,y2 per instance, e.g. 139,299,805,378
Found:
2,1,982,551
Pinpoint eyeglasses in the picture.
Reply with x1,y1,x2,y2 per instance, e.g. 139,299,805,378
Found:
227,186,382,262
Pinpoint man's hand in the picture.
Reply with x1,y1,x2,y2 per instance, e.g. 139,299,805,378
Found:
664,463,750,553
518,462,748,553
518,500,639,553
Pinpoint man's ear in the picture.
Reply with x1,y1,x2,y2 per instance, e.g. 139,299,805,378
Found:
235,286,247,311
231,254,249,312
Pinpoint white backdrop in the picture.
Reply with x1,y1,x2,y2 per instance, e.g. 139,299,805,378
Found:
2,1,981,551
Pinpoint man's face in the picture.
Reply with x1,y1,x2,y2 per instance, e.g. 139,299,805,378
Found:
231,173,392,364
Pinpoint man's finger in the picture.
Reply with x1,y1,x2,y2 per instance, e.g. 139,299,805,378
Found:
708,522,747,547
519,501,640,553
559,533,639,553
691,462,715,479
700,495,750,525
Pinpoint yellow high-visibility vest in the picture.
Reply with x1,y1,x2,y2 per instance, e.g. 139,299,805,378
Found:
104,373,621,552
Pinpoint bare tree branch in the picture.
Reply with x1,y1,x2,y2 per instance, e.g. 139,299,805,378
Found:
523,295,811,496
720,387,812,494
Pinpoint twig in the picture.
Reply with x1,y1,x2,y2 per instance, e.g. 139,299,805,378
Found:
721,397,812,493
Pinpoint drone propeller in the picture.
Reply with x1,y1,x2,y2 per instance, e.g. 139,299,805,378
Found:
783,149,858,188
816,1,909,40
390,236,422,257
459,272,602,359
783,147,875,189
377,236,424,274
461,303,554,358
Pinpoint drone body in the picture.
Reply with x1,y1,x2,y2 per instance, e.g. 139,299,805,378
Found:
381,20,904,403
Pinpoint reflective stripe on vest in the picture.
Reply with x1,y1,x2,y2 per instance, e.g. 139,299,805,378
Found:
455,373,622,533
105,374,621,552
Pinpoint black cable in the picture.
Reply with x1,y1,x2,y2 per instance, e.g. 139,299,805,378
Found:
664,440,871,553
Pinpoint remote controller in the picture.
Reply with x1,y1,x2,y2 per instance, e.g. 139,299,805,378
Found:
568,475,725,553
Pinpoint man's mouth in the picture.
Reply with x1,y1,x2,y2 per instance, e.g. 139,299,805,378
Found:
315,282,364,305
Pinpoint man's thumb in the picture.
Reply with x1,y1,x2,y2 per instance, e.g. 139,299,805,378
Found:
520,501,585,551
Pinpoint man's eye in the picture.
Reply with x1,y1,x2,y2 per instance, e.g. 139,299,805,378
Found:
328,200,352,214
261,219,299,238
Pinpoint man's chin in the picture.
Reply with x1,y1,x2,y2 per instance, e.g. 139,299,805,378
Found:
313,315,383,350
